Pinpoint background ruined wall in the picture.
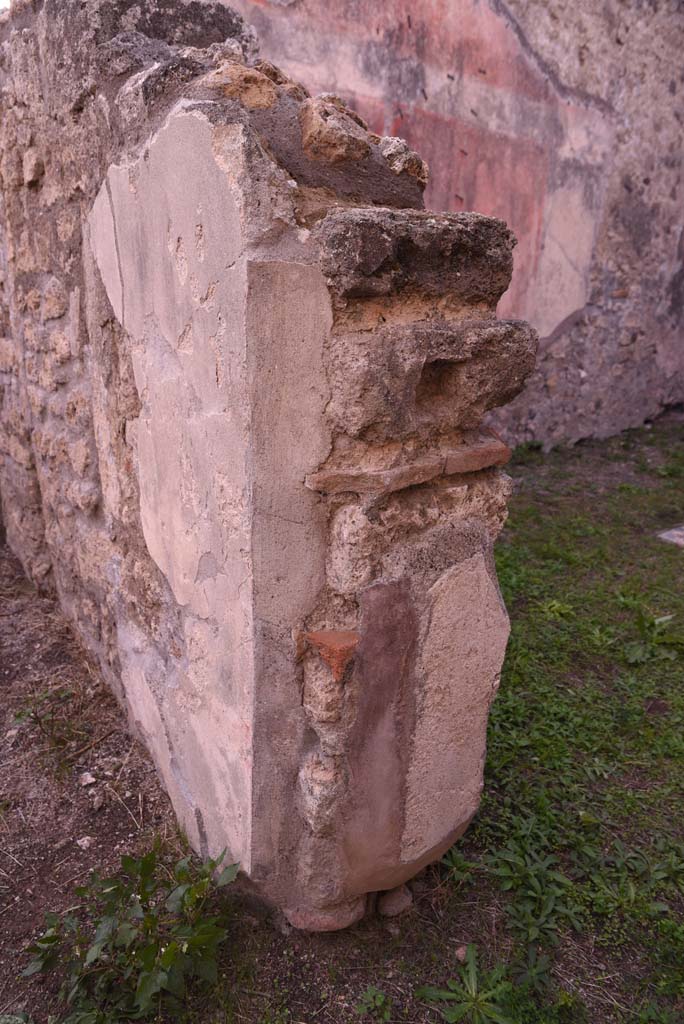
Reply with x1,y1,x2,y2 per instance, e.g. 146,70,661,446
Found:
225,0,684,447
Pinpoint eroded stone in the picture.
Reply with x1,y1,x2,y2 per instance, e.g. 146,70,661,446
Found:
300,95,372,164
315,208,516,301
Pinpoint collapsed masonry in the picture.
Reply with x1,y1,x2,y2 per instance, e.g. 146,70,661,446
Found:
0,1,537,929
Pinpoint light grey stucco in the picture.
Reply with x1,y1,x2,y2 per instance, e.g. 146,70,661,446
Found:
89,107,256,869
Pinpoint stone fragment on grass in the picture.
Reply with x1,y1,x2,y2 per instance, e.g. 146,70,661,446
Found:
658,525,684,547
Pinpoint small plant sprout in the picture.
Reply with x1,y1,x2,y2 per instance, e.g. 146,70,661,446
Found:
417,945,514,1023
356,985,393,1021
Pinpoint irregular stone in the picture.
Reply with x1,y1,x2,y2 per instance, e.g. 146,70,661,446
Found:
42,277,68,321
300,95,372,164
67,480,100,514
204,61,279,108
68,440,90,477
298,751,345,836
284,896,367,932
378,137,429,186
0,337,18,373
323,319,537,439
22,147,44,186
50,329,72,364
377,883,413,917
658,525,684,548
315,208,516,302
302,656,345,724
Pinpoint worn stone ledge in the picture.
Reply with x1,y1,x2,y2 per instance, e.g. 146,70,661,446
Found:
305,433,511,495
315,207,515,302
324,318,539,438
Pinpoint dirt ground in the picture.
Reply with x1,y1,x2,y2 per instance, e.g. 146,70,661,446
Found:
0,545,178,1019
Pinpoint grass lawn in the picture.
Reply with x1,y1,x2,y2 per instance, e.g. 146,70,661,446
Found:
451,412,684,1023
9,412,684,1024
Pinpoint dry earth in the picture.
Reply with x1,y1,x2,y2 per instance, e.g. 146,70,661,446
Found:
0,545,177,1018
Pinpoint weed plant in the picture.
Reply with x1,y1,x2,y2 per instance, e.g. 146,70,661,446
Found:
24,846,238,1023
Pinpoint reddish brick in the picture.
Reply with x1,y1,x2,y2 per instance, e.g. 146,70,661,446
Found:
304,629,360,681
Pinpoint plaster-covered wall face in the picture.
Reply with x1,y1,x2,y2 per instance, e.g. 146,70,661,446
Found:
89,107,256,870
401,551,509,863
225,0,684,447
0,0,537,929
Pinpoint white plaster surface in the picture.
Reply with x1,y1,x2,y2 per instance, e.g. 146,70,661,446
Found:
89,107,256,869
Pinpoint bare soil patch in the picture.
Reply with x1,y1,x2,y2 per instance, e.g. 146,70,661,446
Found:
0,545,176,1019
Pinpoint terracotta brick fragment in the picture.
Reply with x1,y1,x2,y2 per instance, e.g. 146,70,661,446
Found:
304,629,360,681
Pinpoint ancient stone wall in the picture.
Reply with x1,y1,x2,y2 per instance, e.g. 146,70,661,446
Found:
225,0,684,447
0,0,536,928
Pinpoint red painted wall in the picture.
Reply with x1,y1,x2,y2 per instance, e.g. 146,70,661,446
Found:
228,0,610,338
